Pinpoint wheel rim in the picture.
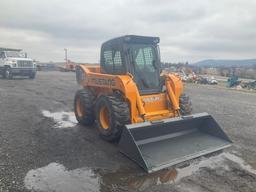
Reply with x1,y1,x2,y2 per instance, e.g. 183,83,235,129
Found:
76,97,83,117
99,106,109,129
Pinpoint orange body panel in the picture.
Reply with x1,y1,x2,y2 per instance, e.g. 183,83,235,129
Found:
78,65,183,123
142,93,168,113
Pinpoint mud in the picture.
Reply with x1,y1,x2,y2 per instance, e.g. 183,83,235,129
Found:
0,71,256,192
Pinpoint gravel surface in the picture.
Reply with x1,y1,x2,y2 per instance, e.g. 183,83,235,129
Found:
0,71,255,192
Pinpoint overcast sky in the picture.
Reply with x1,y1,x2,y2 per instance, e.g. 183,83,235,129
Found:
0,0,256,63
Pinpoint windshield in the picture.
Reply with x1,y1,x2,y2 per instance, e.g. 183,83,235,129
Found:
131,44,160,92
5,51,23,58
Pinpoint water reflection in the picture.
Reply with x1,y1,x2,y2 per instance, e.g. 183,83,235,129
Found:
128,169,177,191
24,152,256,191
24,163,100,192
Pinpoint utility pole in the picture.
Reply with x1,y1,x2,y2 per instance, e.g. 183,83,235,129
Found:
64,48,68,66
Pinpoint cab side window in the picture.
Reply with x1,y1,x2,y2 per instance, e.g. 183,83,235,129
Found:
103,50,114,73
113,51,124,73
102,49,125,74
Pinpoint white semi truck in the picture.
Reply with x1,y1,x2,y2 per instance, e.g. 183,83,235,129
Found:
0,48,36,79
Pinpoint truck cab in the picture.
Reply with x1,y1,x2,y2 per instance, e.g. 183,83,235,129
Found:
0,48,36,79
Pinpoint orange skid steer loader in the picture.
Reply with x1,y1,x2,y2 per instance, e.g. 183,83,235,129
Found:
74,35,232,173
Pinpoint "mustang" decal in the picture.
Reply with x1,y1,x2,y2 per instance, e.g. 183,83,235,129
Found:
90,78,116,86
142,96,161,103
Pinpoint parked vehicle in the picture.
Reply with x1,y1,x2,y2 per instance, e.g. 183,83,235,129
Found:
0,48,36,79
196,76,218,85
59,60,76,72
227,75,240,88
207,76,218,85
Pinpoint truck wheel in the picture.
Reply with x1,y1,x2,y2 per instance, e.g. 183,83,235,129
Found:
29,73,36,79
74,89,95,126
179,93,192,115
3,67,13,79
95,95,130,142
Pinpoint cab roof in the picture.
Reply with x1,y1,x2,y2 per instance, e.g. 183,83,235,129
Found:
0,47,22,52
102,35,160,47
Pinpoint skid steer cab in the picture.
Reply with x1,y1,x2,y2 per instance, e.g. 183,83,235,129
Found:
74,35,232,173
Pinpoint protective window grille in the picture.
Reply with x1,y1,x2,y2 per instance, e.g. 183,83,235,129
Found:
143,47,153,66
103,50,123,73
103,51,113,67
135,47,154,70
135,49,145,69
113,51,122,66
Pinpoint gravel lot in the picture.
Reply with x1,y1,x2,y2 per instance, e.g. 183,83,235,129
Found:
0,71,255,192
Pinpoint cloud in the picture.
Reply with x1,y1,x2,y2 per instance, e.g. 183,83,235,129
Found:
0,0,255,62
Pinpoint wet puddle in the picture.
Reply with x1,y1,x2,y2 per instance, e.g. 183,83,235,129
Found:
24,163,100,192
24,153,256,191
101,152,256,191
42,110,77,128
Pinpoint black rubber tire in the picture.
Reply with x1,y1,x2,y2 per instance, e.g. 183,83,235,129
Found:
95,94,130,142
179,93,192,115
74,89,95,126
29,73,36,79
3,67,13,79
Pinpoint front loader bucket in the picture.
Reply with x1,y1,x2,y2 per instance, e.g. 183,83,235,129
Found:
119,112,232,173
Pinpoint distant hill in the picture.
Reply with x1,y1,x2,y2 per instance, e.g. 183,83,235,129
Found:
192,59,256,68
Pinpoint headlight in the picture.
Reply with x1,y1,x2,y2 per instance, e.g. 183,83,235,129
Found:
6,60,16,65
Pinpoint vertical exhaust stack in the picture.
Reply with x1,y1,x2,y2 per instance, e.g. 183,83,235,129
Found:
119,113,232,173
